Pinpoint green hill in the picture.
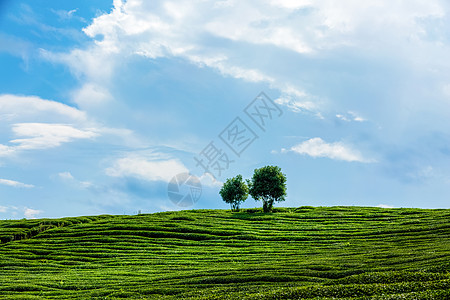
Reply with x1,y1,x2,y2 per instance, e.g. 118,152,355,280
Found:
0,206,449,299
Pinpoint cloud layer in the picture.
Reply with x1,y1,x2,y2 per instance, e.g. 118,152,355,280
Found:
0,178,34,188
0,95,98,156
57,0,450,117
286,137,373,163
0,94,87,122
106,154,189,183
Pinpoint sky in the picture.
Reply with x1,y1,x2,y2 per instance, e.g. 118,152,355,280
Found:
1,0,450,219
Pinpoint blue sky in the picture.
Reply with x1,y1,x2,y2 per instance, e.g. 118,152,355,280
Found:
1,0,450,219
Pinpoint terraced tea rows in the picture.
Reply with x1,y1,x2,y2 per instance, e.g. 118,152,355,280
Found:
0,206,449,299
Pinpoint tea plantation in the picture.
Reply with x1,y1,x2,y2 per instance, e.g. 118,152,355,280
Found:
0,206,449,299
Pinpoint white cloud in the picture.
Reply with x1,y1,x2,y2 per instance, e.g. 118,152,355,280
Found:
0,178,34,188
406,165,434,182
24,207,42,219
0,205,20,215
58,171,93,189
377,204,395,208
270,0,313,9
10,123,98,150
336,111,366,122
286,137,373,162
0,94,141,158
188,54,276,83
106,154,189,183
58,171,74,180
336,114,350,122
205,13,312,54
0,144,15,157
41,0,450,118
71,83,112,109
40,46,117,82
42,1,317,113
0,94,87,123
199,172,223,188
52,8,79,21
275,96,317,113
0,95,98,155
274,85,320,115
0,205,41,218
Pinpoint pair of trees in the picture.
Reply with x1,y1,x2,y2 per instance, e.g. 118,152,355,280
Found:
219,165,287,213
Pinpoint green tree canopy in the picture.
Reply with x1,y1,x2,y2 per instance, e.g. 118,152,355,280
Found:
247,165,287,212
219,175,249,212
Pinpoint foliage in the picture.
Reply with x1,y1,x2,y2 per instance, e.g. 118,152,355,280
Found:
219,175,249,211
0,206,449,299
247,165,287,212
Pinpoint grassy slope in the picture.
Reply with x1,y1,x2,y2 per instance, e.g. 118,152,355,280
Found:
0,206,449,299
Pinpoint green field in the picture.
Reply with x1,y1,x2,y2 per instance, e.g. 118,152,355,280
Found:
0,206,449,299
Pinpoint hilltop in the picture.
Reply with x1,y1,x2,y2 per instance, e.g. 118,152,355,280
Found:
0,206,449,299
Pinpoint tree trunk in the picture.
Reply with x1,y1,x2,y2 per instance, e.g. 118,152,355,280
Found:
263,199,274,213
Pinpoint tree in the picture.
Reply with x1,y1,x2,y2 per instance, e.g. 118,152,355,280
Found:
247,165,287,213
219,175,249,212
